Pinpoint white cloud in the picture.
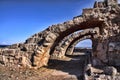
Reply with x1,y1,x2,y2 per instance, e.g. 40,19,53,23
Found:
0,42,9,45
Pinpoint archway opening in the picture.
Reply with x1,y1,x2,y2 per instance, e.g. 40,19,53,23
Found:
74,39,92,57
75,39,92,48
73,39,93,68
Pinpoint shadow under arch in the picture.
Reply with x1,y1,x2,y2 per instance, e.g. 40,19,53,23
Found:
47,36,94,80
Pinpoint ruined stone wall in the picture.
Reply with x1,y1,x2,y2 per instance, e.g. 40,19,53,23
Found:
108,42,120,66
0,0,120,69
0,48,31,68
92,0,120,66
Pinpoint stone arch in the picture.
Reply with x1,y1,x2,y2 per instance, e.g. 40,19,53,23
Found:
50,27,99,59
65,39,92,56
5,9,104,68
31,16,104,68
28,1,120,68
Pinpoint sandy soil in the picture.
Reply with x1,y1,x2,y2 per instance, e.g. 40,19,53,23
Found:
0,55,85,80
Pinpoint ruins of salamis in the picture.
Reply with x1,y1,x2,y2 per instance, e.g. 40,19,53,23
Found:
0,0,120,80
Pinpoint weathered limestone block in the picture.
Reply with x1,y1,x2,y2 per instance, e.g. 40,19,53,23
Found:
103,66,117,76
83,9,93,15
20,43,37,52
0,55,5,65
55,24,65,32
73,17,84,25
26,37,35,43
106,0,118,6
44,32,57,44
25,32,44,44
0,48,31,67
19,56,31,68
63,20,75,28
108,42,120,66
93,38,109,66
2,48,16,56
65,45,74,55
8,43,20,49
33,46,50,68
51,45,64,59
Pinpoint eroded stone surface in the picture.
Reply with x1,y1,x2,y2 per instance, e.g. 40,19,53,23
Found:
0,0,119,71
50,28,98,59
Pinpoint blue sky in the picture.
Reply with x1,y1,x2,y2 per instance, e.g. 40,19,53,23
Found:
0,0,119,47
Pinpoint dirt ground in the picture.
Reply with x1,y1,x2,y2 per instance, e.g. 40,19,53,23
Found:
0,55,85,80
